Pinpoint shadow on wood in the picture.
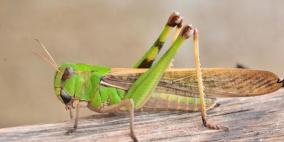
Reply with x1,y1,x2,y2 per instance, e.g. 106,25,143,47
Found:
0,89,284,142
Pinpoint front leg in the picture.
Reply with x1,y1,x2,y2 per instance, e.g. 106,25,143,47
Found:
66,100,80,134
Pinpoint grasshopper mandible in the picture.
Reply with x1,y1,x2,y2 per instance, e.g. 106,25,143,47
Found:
35,12,283,142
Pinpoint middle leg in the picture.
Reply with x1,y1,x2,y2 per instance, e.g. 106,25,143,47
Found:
99,99,137,142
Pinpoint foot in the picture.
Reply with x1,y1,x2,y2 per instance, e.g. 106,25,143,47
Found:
202,117,229,131
65,128,76,135
130,133,138,142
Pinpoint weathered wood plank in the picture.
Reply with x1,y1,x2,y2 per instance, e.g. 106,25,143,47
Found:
1,89,284,142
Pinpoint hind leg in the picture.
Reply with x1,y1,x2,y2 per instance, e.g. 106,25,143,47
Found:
133,12,183,68
193,29,228,131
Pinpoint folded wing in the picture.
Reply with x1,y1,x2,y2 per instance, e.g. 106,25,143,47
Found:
102,68,282,98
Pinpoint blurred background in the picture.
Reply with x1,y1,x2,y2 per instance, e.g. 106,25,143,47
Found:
1,0,284,128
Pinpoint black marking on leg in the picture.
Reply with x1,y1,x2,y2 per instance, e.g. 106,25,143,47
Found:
137,59,154,68
137,40,164,68
154,40,165,50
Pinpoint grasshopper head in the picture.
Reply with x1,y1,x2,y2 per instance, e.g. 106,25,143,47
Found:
54,64,77,108
54,63,111,109
33,40,110,109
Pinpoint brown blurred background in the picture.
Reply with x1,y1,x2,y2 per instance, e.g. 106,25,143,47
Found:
1,0,284,128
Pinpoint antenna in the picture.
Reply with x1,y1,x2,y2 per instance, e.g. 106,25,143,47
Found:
34,39,58,68
34,39,61,73
32,50,61,72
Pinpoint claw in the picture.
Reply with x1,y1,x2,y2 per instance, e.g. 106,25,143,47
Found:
130,134,138,142
65,128,76,135
202,117,229,131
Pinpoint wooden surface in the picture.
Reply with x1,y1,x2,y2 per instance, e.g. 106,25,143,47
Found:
1,89,284,142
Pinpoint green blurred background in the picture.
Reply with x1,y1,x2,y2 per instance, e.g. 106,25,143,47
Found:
1,0,284,128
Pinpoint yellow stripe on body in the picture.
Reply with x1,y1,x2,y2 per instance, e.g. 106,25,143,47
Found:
142,92,216,112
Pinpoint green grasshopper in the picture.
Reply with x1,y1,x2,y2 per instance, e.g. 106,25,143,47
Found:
35,12,283,142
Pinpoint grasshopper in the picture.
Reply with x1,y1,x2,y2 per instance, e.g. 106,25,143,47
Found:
35,12,283,142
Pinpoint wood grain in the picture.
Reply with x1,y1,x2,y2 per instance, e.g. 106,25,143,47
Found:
1,89,284,142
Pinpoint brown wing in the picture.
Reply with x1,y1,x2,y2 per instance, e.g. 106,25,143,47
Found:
102,68,282,97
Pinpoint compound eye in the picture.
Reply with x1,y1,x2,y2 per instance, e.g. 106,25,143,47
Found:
60,89,72,104
62,67,74,81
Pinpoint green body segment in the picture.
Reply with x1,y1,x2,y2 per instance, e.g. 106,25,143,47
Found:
89,86,125,109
